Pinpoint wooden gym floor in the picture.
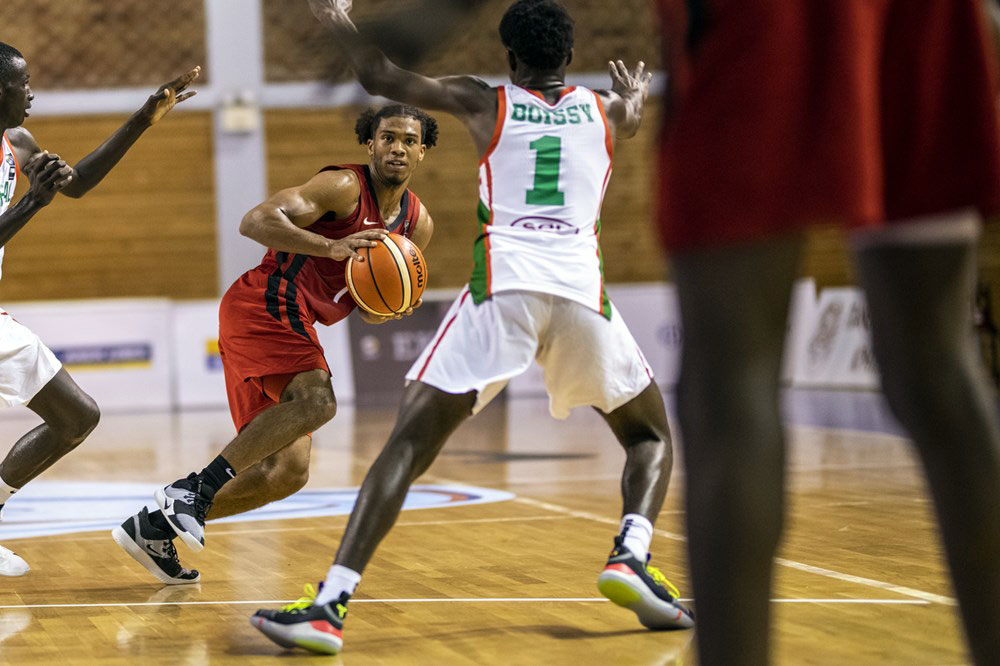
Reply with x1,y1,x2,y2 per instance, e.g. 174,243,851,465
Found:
0,390,975,665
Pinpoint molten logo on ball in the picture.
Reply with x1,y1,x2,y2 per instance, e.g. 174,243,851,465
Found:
408,247,425,290
346,233,428,316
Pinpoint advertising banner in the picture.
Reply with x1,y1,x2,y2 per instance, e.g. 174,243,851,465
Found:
792,287,880,389
172,300,227,410
347,293,455,405
172,299,357,409
6,299,173,411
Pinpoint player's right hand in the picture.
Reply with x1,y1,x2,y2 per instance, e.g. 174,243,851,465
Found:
328,228,388,261
25,152,74,206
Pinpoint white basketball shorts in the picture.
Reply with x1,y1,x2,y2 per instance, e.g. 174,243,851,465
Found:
0,309,62,407
406,287,654,419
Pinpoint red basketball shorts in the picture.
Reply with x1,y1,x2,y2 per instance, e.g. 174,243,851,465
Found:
218,269,330,431
657,0,1000,250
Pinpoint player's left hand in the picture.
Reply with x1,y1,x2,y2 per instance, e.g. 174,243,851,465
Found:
609,60,652,101
139,66,201,125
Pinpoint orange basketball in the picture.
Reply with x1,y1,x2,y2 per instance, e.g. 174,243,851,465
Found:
346,233,428,317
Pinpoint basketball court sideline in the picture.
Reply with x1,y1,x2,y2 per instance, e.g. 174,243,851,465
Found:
0,391,971,665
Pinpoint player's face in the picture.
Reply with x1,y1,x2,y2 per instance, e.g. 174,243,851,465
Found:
0,57,32,128
368,116,426,185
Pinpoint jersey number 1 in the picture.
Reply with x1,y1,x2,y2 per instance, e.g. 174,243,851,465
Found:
526,136,565,206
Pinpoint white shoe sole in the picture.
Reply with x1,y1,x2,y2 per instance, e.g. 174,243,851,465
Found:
597,567,694,630
0,547,29,577
154,488,205,553
111,525,200,586
251,615,343,655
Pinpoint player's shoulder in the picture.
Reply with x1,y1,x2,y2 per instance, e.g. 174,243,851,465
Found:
416,199,431,222
442,75,494,91
3,126,39,153
587,87,614,105
441,75,499,113
310,166,363,195
302,165,363,212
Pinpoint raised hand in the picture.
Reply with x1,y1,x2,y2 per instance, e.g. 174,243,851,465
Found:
139,66,201,126
327,228,388,261
25,152,74,206
609,60,652,102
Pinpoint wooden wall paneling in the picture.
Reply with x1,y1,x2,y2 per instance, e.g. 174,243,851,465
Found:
0,0,207,89
2,112,217,301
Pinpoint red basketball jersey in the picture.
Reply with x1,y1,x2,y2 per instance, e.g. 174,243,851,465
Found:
254,164,422,327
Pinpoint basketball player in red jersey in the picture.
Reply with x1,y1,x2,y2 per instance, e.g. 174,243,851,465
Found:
113,105,437,584
252,0,692,655
0,41,199,577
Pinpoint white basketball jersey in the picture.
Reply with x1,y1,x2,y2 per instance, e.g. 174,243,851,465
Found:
0,133,18,282
471,84,614,318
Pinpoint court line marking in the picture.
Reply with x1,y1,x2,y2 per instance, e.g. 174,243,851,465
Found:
791,424,910,443
457,460,921,487
0,598,931,611
773,559,955,605
29,514,571,543
510,496,956,606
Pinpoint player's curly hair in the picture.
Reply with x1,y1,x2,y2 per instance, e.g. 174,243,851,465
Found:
0,42,25,86
498,0,574,70
354,105,439,149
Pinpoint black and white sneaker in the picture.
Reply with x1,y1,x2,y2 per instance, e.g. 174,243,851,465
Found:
112,507,200,585
251,585,348,655
154,473,213,553
597,536,695,629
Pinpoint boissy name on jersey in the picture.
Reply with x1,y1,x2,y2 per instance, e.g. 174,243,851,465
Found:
511,103,596,126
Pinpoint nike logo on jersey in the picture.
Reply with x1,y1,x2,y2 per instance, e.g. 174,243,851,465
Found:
361,218,381,227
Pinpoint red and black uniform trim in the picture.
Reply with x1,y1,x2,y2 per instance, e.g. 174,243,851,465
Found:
265,252,310,339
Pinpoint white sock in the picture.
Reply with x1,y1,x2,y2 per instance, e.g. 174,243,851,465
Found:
0,477,18,519
315,564,362,606
619,513,653,562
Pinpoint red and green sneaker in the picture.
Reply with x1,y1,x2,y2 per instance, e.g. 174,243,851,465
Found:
597,536,695,629
251,583,348,655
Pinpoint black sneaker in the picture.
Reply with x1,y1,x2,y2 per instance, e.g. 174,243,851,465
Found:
111,507,200,585
154,473,213,552
597,536,695,629
251,584,348,655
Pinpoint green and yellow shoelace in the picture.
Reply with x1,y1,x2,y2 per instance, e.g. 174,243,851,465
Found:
646,565,682,600
280,583,319,612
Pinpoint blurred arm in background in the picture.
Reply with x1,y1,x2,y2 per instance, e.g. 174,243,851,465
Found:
7,67,200,199
306,0,497,154
351,0,487,66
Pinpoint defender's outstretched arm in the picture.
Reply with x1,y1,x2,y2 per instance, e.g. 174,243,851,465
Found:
596,60,653,140
307,0,493,119
7,67,200,199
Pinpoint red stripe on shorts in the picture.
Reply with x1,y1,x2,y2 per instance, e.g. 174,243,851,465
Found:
416,289,471,381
